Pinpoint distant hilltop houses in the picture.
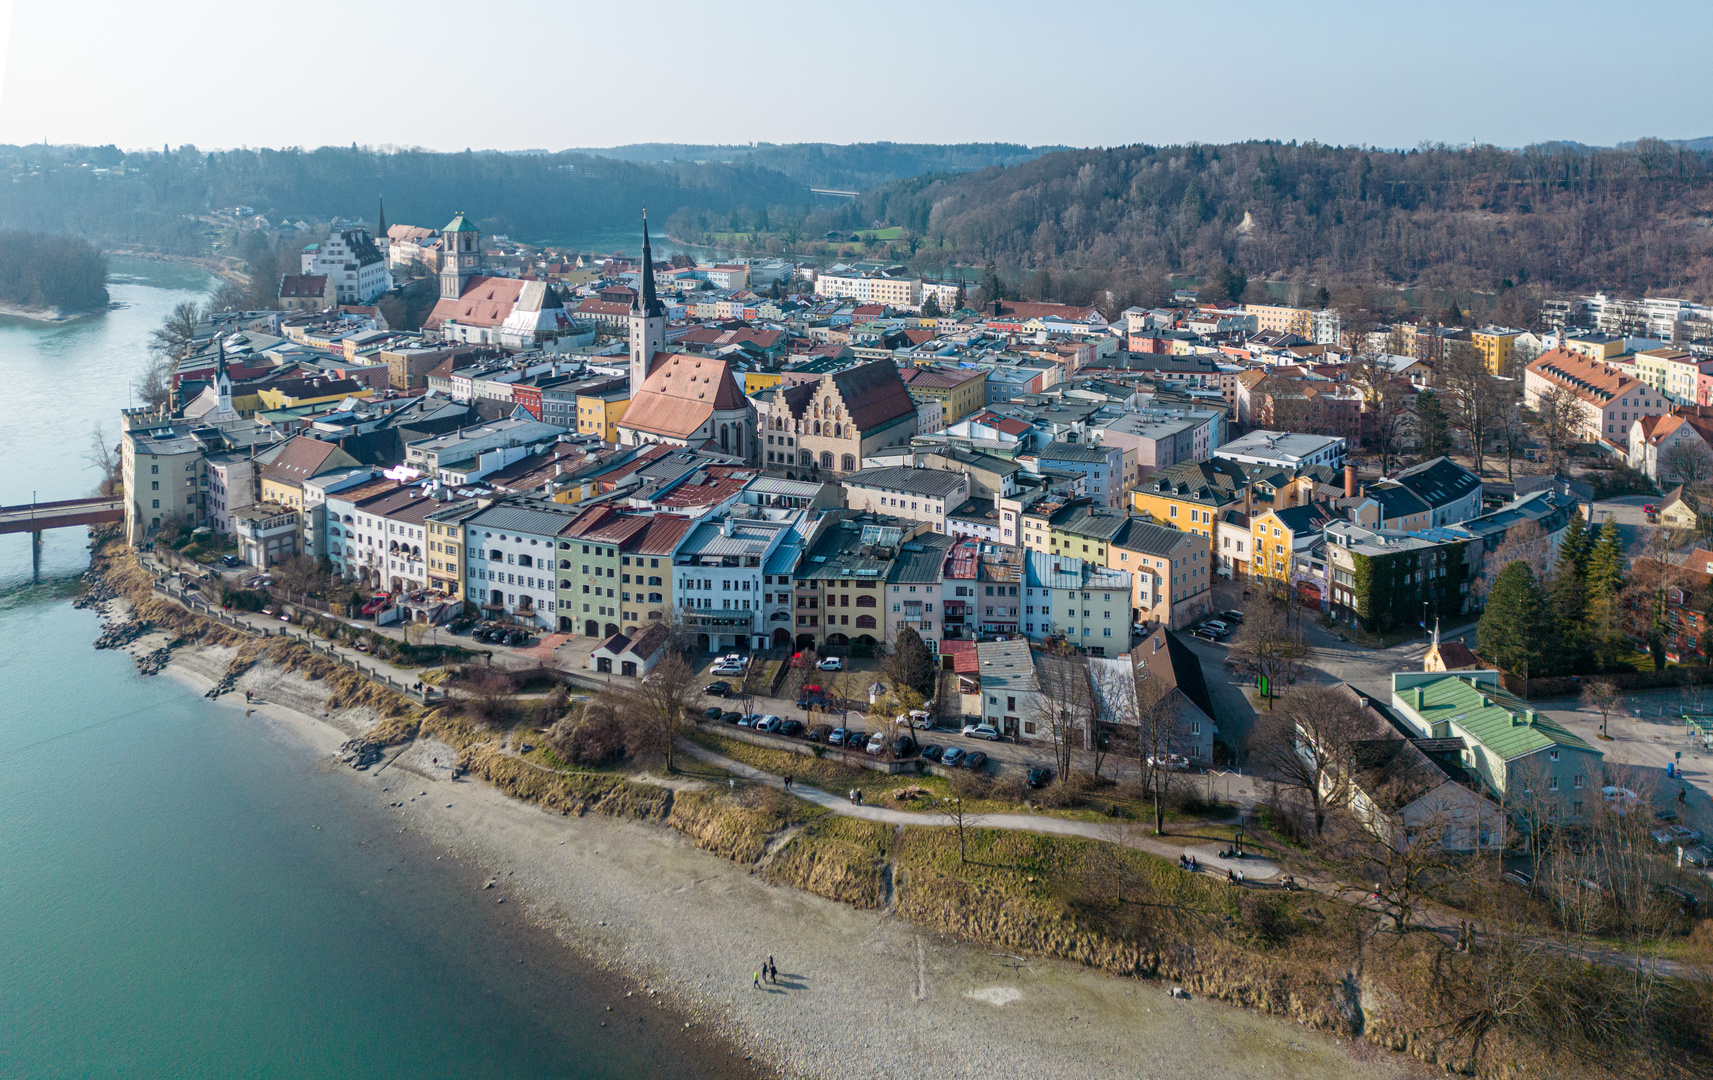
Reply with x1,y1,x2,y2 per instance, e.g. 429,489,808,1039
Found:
127,202,1703,687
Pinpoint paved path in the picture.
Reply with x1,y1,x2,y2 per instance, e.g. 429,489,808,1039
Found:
676,738,1698,976
676,739,1281,880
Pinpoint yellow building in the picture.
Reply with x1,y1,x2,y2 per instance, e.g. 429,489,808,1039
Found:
1244,303,1314,337
425,502,482,601
256,436,360,514
1564,333,1625,361
576,387,630,443
1131,459,1316,579
744,371,784,396
1249,505,1332,582
253,378,372,412
900,365,988,425
1470,326,1524,375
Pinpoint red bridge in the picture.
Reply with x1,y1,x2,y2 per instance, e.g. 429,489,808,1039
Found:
0,497,124,536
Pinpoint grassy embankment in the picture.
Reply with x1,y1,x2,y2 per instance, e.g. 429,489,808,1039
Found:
101,545,1713,1078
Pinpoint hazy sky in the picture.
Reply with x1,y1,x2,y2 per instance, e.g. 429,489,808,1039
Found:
1,0,1708,152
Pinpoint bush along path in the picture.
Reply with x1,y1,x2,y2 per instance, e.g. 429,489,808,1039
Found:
674,738,1698,979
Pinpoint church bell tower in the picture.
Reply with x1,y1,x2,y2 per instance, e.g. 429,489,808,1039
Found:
439,211,482,301
629,212,667,391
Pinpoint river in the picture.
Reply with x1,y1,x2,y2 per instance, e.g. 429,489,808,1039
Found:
0,261,761,1079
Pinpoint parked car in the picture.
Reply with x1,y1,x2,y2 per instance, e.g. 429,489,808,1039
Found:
504,629,529,646
778,720,805,737
961,750,988,771
1147,753,1191,771
360,595,391,617
1201,620,1230,635
961,723,1001,741
939,747,966,767
220,554,242,567
1681,846,1713,867
828,728,849,747
1191,628,1223,643
891,735,917,758
446,618,473,634
818,657,843,671
920,744,945,762
756,715,783,732
703,707,724,720
807,724,833,743
704,681,731,697
737,714,760,727
1218,610,1245,624
1502,868,1535,890
865,732,888,755
842,730,866,750
908,709,934,729
1027,766,1052,788
1653,824,1703,846
720,711,743,724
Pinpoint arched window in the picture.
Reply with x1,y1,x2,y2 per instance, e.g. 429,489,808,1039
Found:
855,594,876,607
841,454,855,471
813,421,821,435
559,579,572,591
720,423,729,452
855,615,876,629
800,450,812,466
517,554,532,567
560,559,571,569
734,425,742,455
820,452,833,469
832,424,841,438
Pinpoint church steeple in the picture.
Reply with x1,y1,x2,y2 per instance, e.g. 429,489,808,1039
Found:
628,210,667,391
377,194,387,240
634,211,664,318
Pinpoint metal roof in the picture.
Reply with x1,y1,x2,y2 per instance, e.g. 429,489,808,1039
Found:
843,466,968,498
974,639,1037,693
887,534,956,584
1396,674,1599,762
464,498,583,537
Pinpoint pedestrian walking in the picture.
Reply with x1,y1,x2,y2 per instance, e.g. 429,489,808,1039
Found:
848,788,856,804
783,774,793,791
766,955,775,983
753,970,760,989
856,789,863,806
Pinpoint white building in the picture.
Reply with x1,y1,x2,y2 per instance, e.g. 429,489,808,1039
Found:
462,499,584,628
673,512,804,653
301,228,392,303
1212,429,1346,472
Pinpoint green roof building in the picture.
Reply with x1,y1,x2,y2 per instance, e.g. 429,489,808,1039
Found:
1391,671,1602,822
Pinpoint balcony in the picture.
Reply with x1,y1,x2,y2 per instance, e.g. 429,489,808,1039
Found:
681,609,756,631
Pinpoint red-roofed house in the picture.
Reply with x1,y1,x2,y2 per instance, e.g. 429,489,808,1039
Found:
617,353,755,462
757,359,917,477
279,274,335,312
1525,347,1669,448
1630,412,1713,483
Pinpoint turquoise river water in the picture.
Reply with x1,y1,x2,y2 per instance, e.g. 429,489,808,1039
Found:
0,261,760,1079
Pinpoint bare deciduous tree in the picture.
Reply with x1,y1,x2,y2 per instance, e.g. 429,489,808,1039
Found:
1029,646,1094,779
1228,602,1308,709
1532,386,1582,473
626,653,699,772
1580,680,1622,740
1660,439,1713,490
1253,682,1372,836
1129,652,1186,835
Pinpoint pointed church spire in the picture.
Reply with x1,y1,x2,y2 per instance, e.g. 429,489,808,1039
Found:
377,194,387,239
635,209,663,317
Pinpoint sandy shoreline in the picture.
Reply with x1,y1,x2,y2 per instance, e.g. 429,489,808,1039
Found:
107,599,1417,1080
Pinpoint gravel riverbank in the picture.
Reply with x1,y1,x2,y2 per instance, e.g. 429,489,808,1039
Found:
93,596,1420,1080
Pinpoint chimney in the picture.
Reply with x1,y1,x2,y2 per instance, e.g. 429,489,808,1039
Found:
1412,686,1424,709
722,517,735,537
1344,464,1357,499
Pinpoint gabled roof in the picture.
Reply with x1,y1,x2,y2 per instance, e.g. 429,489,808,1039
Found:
1390,456,1480,509
827,360,917,433
424,276,527,329
1403,674,1598,760
258,435,350,485
1132,628,1214,722
619,354,747,440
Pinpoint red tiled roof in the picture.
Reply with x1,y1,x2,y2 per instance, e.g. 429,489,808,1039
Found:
827,360,916,433
619,354,748,440
279,274,329,299
1526,347,1641,405
938,638,979,673
423,276,528,329
577,299,632,317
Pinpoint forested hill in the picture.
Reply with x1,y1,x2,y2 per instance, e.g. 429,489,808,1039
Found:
0,232,108,313
814,140,1713,300
0,145,813,254
566,142,1067,191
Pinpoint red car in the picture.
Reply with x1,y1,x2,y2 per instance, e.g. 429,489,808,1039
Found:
360,595,391,617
